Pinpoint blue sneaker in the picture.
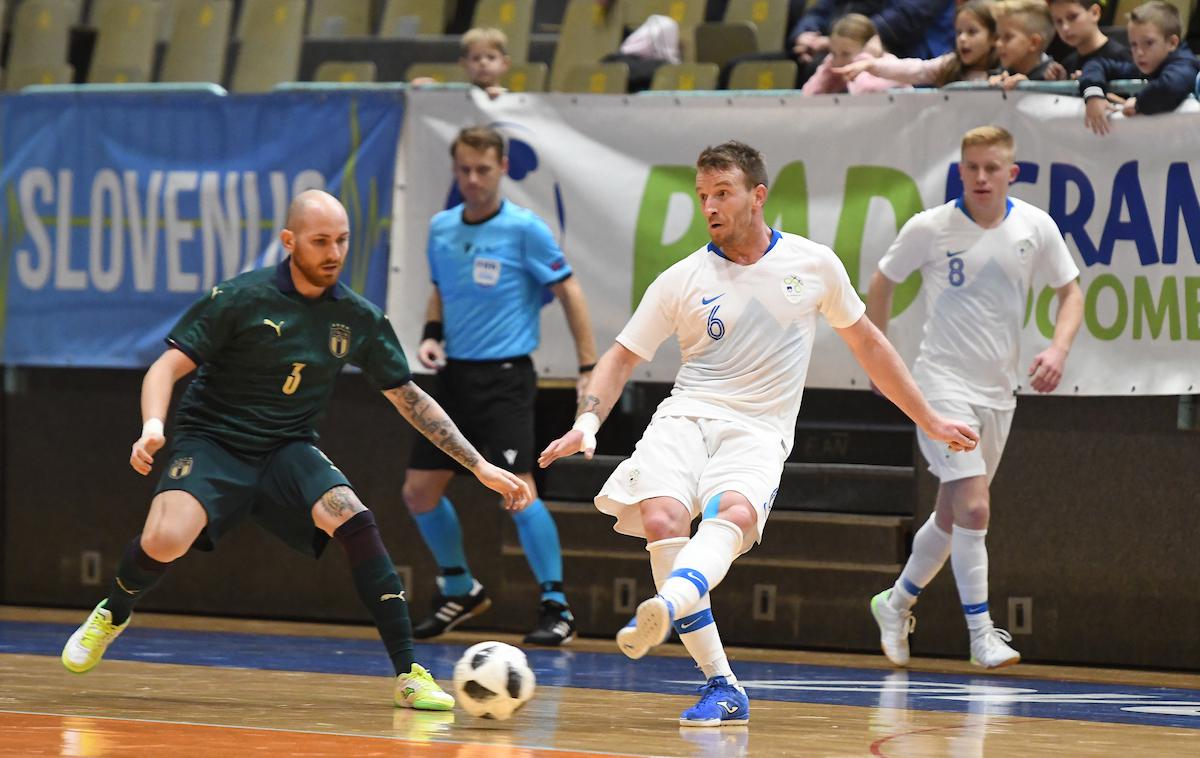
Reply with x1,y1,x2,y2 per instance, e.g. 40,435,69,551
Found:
615,595,674,660
679,676,750,727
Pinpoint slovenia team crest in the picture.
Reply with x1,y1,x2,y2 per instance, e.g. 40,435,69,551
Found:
782,275,805,303
329,323,351,358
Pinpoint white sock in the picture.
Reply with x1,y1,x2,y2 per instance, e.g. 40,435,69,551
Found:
656,518,743,621
648,537,733,681
889,515,952,612
951,525,992,632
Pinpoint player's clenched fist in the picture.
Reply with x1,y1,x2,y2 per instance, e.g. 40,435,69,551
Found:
130,418,166,475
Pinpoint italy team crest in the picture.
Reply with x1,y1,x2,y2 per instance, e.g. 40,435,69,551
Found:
781,275,804,303
168,457,193,480
329,323,351,358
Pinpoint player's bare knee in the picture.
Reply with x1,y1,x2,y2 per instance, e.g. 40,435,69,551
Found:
960,498,990,529
311,485,366,532
640,500,690,541
401,471,449,514
138,526,190,562
717,502,756,534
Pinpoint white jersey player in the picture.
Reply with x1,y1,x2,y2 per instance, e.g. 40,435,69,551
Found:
867,126,1083,670
539,141,978,728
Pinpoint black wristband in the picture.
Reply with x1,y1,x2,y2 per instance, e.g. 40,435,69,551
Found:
422,321,444,342
578,363,596,373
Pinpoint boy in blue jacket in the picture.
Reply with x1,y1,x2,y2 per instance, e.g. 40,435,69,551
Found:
1081,1,1199,135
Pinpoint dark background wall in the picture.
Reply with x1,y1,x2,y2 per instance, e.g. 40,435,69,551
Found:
3,367,1197,670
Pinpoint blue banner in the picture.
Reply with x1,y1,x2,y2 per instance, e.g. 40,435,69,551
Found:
0,91,402,367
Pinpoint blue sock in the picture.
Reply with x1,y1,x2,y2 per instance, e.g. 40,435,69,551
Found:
413,497,474,596
511,499,567,605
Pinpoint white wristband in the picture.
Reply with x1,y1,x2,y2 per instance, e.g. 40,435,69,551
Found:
142,418,164,438
571,412,600,452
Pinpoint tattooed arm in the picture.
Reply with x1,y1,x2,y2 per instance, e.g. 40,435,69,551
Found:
384,381,480,470
539,342,642,467
384,381,532,509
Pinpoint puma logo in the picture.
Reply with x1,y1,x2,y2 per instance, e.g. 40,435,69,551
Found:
263,319,285,336
379,592,406,602
115,577,137,595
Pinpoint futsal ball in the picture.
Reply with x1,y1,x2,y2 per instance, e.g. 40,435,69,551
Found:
452,641,536,720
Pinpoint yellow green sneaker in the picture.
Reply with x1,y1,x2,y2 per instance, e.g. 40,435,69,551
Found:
61,600,130,673
395,663,455,711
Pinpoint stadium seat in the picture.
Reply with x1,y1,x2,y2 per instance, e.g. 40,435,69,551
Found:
549,0,624,92
727,59,796,89
160,0,233,83
6,0,75,91
502,62,549,91
6,63,75,90
724,0,788,53
561,62,630,93
307,0,371,37
230,0,305,92
650,62,718,90
404,62,470,83
315,61,378,83
695,21,759,68
379,0,451,36
88,0,161,84
473,0,534,63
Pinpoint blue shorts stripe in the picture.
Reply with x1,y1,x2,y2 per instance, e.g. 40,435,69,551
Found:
963,601,990,615
901,578,924,597
673,608,715,635
669,568,710,598
702,493,722,519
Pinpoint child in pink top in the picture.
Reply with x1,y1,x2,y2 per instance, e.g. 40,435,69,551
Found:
802,14,906,94
835,1,1000,87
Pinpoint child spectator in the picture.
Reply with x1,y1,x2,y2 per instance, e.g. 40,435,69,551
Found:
803,14,906,93
1081,1,1200,134
1049,0,1129,78
412,27,511,99
835,0,999,87
989,0,1058,88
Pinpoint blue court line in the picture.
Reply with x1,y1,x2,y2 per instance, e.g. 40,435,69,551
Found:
5,620,1199,730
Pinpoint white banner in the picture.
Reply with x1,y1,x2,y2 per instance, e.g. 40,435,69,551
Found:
392,89,1200,395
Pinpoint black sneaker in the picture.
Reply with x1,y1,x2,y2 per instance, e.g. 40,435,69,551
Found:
412,581,491,639
523,600,577,646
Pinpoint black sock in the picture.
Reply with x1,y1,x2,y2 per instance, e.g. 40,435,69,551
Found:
105,536,170,625
334,511,414,677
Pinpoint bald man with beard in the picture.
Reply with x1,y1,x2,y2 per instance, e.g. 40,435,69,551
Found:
60,190,530,711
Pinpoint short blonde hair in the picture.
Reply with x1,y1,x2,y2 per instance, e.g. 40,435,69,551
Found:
995,0,1054,49
460,27,508,56
961,126,1016,159
831,13,877,45
1129,1,1181,38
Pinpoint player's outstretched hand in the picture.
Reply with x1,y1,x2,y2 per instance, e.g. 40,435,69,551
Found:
474,462,531,511
925,416,979,453
130,430,166,476
538,429,592,468
1028,345,1067,393
418,338,446,370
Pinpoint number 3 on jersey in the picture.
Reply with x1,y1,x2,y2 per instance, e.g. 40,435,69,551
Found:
948,257,965,287
282,362,306,395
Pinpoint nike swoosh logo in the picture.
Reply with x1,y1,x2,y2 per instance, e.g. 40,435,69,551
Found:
701,294,724,305
379,592,406,602
946,250,967,258
718,702,738,713
680,620,699,630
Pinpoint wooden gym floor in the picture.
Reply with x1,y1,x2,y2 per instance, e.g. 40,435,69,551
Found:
2,606,1197,757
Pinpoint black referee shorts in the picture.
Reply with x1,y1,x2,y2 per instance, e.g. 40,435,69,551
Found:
408,355,537,474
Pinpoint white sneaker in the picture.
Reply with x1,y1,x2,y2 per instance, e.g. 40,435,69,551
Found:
62,600,130,673
969,626,1020,669
615,595,674,660
870,589,915,666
